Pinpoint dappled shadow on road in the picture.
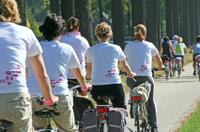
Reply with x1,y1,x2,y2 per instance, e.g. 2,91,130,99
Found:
155,75,199,83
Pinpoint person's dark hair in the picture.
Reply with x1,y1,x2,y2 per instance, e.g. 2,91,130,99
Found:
66,17,80,32
196,35,200,42
39,13,66,41
163,36,169,41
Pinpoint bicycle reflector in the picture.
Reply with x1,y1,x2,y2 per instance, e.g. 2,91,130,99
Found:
131,96,142,102
97,106,109,113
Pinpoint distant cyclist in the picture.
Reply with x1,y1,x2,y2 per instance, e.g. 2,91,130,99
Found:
61,17,90,87
192,35,200,75
172,34,179,49
160,35,175,76
174,37,187,71
124,24,162,132
85,22,135,108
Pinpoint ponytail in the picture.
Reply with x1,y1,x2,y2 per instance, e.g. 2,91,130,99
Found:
133,24,147,41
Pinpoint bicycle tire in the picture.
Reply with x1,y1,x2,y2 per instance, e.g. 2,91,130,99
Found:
134,105,140,132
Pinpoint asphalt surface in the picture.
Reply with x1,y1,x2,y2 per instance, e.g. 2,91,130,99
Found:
126,63,200,132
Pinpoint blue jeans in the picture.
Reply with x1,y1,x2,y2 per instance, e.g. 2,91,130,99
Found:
126,76,158,128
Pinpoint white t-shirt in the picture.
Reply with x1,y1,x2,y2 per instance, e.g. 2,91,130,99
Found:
27,40,80,96
124,40,159,76
0,22,42,93
85,42,126,85
61,32,90,79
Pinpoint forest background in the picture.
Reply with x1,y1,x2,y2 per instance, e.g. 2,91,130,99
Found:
16,0,200,48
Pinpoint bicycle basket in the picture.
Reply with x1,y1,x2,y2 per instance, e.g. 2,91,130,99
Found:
130,82,151,103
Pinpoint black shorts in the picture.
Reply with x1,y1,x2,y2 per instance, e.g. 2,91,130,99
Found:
91,84,125,108
162,54,172,62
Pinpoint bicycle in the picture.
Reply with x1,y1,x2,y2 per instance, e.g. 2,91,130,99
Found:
69,81,95,132
172,56,182,78
129,81,151,132
195,55,200,81
162,55,170,80
96,95,113,132
0,120,13,132
34,97,59,132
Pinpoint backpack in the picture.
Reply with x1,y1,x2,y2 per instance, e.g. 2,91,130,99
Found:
195,43,200,54
175,43,183,54
108,108,128,132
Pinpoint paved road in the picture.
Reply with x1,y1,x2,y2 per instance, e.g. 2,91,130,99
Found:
126,63,200,132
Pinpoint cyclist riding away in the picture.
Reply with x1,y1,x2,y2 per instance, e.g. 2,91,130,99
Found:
124,24,162,132
27,13,89,132
160,35,175,76
192,35,200,75
0,0,57,131
174,37,187,71
61,17,90,88
85,22,135,108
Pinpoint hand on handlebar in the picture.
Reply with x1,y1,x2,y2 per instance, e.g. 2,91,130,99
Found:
79,83,91,96
43,95,58,107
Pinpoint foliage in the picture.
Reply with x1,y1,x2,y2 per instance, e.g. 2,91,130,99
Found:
27,0,50,36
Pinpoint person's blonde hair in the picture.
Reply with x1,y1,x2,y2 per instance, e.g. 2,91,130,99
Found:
95,22,112,40
133,24,147,41
0,0,21,23
178,37,183,43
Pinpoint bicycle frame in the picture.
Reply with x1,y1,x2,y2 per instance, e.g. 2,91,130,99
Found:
164,59,170,80
173,57,182,78
195,55,200,81
96,96,113,132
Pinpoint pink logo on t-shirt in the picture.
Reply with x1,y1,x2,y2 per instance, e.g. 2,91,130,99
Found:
0,64,22,85
50,74,63,88
138,65,147,72
105,67,116,78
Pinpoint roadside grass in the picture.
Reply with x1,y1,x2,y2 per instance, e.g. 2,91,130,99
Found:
176,102,200,132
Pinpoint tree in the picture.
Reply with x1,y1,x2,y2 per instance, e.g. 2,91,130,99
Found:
50,0,60,15
16,0,27,26
61,0,75,20
97,0,103,22
182,0,191,46
166,0,174,38
131,0,145,26
146,0,159,47
75,0,93,44
112,0,125,49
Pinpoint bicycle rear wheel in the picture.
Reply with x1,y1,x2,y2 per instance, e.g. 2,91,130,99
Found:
134,105,140,132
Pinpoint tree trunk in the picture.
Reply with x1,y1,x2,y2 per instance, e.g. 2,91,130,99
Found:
112,0,125,49
166,0,174,38
97,0,103,22
50,0,60,15
146,0,159,47
16,0,27,26
61,0,75,20
172,0,180,35
131,0,145,26
182,0,191,46
75,0,93,44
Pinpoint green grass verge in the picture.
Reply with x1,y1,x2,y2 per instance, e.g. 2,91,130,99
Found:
177,103,200,132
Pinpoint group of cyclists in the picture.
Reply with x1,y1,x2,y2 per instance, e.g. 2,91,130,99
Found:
159,34,187,77
1,0,200,132
160,33,200,78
